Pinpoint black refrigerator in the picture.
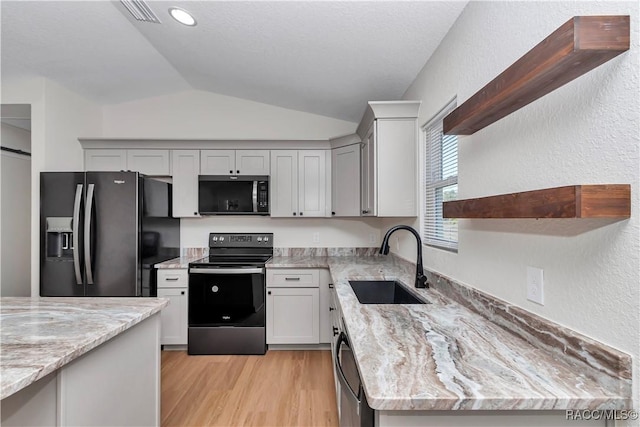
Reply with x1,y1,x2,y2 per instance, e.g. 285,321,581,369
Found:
40,171,180,297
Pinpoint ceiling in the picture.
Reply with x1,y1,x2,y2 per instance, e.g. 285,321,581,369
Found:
1,1,467,123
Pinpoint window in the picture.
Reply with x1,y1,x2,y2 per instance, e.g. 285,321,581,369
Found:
422,100,458,251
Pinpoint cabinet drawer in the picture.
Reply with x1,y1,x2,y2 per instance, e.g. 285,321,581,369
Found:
267,269,319,288
157,269,188,288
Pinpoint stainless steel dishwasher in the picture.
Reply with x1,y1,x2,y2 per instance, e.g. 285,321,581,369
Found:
335,330,375,427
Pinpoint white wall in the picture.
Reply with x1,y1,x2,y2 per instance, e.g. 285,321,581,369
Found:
1,77,102,296
101,90,356,139
102,89,376,249
181,217,381,249
391,1,640,417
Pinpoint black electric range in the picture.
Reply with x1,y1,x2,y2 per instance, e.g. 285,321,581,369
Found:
187,233,273,355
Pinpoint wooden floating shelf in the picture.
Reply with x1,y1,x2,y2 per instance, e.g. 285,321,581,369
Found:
443,15,630,135
442,185,631,219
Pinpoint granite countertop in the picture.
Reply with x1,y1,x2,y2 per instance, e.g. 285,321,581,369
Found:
155,254,204,269
0,297,168,400
267,255,631,411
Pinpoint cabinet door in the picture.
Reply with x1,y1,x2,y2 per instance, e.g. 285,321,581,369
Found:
172,150,200,217
127,150,171,176
331,145,360,217
266,287,320,344
360,124,376,216
236,150,270,175
376,119,417,216
157,288,188,345
200,150,235,174
318,270,333,344
84,149,126,171
270,150,298,217
298,150,326,217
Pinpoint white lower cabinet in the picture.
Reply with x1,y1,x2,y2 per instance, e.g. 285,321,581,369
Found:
266,268,332,345
266,287,319,344
157,269,188,345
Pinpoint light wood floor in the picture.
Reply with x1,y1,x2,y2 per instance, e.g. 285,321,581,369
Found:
161,350,339,427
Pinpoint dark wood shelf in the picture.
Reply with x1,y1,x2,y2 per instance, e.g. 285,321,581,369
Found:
443,185,630,219
443,15,630,135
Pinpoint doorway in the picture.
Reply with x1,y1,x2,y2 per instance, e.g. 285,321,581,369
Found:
1,104,32,296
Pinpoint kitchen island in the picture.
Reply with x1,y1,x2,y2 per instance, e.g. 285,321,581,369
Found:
267,253,633,426
1,297,167,427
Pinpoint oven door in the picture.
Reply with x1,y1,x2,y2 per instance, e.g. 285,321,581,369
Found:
188,267,265,327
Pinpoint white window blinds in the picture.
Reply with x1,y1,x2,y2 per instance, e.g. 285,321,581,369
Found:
423,100,458,251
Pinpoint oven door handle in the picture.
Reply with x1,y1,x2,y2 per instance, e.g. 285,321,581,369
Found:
189,267,264,275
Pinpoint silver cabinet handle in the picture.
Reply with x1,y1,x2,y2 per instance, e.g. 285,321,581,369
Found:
285,277,300,281
72,184,83,285
84,183,95,285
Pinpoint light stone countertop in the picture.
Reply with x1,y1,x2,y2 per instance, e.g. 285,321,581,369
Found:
267,255,631,411
0,297,168,400
154,254,204,269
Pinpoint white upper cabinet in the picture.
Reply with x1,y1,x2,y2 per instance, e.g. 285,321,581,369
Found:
85,149,170,175
270,150,327,218
172,150,200,218
84,149,127,172
127,150,171,175
200,150,270,175
356,101,421,217
331,144,361,217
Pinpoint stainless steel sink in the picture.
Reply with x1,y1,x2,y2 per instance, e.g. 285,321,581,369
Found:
348,280,428,304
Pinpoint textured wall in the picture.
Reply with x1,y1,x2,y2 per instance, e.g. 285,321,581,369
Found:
393,1,640,416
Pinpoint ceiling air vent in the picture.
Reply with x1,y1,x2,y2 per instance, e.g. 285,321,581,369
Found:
120,0,161,24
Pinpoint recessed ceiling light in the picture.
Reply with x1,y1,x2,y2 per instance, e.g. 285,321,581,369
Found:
169,7,196,26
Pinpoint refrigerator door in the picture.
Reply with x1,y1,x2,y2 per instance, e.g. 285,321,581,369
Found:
40,172,86,296
85,171,140,296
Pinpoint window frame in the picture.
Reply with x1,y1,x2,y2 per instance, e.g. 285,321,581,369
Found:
420,99,458,252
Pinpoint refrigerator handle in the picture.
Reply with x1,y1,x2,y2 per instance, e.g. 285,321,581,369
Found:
72,184,83,285
84,184,95,285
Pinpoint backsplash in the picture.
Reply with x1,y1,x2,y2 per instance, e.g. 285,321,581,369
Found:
415,260,633,387
274,247,379,257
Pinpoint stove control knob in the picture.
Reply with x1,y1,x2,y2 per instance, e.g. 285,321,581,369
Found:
264,236,269,242
257,237,263,242
220,236,225,242
212,236,218,242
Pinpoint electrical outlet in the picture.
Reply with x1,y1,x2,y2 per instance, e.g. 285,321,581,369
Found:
526,266,544,305
312,232,320,244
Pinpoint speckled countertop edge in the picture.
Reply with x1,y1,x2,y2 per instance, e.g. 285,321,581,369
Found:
266,254,632,411
0,297,168,400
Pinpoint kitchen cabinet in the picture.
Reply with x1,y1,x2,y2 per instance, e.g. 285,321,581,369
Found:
318,269,333,343
157,269,188,346
171,150,200,218
360,125,375,216
331,144,360,217
356,101,421,217
266,269,320,344
84,149,127,172
200,150,270,175
127,150,171,175
85,149,171,175
270,150,328,217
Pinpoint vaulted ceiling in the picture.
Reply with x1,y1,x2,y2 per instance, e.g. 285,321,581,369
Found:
1,1,467,122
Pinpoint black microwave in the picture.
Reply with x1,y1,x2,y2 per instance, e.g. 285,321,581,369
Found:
198,175,269,215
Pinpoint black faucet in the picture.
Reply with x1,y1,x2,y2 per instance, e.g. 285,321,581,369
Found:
379,225,428,289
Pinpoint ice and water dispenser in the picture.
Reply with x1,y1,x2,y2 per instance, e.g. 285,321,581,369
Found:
45,217,74,258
